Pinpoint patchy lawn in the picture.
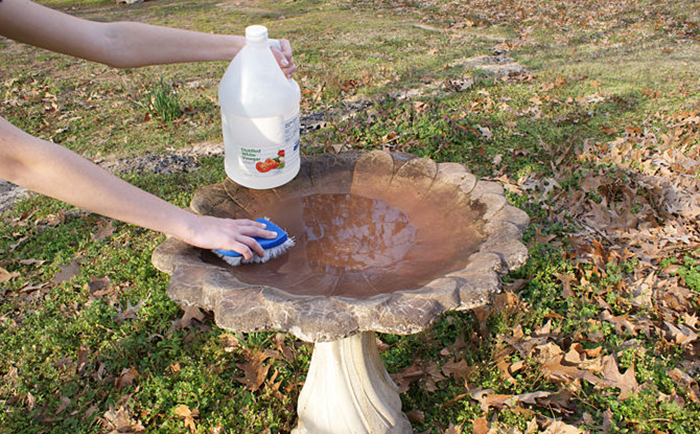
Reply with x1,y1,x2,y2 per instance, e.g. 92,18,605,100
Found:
1,0,699,433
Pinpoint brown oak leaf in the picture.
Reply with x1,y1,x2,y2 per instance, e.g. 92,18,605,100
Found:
234,348,279,391
597,356,640,400
114,366,139,391
173,404,198,433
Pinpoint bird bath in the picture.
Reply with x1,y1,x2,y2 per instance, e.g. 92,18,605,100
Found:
152,150,529,433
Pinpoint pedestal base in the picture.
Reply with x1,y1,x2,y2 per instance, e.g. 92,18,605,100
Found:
292,332,411,434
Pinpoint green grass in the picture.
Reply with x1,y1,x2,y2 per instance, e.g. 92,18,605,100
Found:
144,78,183,124
662,250,700,293
1,0,699,433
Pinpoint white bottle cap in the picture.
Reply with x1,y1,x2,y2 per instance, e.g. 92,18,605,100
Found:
245,25,268,42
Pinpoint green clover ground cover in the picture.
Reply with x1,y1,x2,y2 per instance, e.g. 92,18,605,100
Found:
1,0,699,433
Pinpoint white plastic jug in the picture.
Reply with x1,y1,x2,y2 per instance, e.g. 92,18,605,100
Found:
219,25,301,189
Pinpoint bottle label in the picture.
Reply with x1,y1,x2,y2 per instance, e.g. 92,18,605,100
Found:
223,110,300,180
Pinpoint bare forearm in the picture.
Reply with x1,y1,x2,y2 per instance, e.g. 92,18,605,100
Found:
103,23,296,75
0,118,196,240
100,22,244,68
0,0,242,67
1,117,276,256
0,0,295,73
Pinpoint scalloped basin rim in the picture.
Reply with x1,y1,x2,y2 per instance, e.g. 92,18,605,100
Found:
152,150,529,342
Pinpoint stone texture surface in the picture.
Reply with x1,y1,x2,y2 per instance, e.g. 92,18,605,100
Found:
152,150,529,342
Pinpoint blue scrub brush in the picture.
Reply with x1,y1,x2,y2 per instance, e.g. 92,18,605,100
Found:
213,217,294,266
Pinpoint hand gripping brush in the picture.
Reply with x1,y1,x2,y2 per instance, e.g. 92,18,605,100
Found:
213,217,294,266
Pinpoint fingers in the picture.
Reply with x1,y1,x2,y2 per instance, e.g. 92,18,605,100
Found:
234,236,265,259
271,39,297,78
221,219,274,258
178,215,279,259
225,219,280,258
278,39,293,59
229,241,255,260
235,219,277,239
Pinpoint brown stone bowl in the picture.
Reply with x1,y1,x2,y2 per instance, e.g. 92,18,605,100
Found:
152,150,528,342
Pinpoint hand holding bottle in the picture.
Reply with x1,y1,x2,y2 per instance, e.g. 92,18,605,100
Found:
270,38,297,78
219,25,301,190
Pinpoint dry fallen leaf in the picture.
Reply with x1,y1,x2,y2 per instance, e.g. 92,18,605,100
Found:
390,361,425,394
82,404,99,423
477,125,493,140
36,212,64,227
534,341,605,386
563,346,582,365
534,319,554,337
492,153,503,166
19,281,48,294
114,366,139,390
54,396,71,415
510,390,555,406
597,356,640,400
469,389,512,412
668,368,700,402
171,305,206,330
443,77,474,92
472,417,489,434
541,420,583,433
234,348,279,392
682,313,699,329
405,409,424,423
77,345,90,376
525,417,539,434
91,219,115,241
265,368,287,401
173,404,198,433
4,234,27,252
24,391,36,410
663,321,698,345
52,260,81,284
88,276,112,298
0,267,20,284
103,405,142,433
116,299,144,323
600,310,636,336
602,408,614,432
441,358,471,383
18,258,45,266
273,332,295,362
219,333,241,352
444,421,464,434
470,388,558,415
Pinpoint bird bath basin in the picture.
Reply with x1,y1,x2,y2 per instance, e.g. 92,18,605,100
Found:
152,150,528,433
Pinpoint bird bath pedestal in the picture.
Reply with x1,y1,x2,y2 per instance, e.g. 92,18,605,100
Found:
152,150,528,433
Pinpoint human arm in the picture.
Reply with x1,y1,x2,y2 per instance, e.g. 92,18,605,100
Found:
0,116,276,259
0,0,296,76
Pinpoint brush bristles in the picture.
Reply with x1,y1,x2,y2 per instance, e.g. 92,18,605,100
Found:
215,252,242,266
215,237,295,267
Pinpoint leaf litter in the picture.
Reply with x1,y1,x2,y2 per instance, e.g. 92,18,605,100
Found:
381,92,699,433
444,112,697,432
